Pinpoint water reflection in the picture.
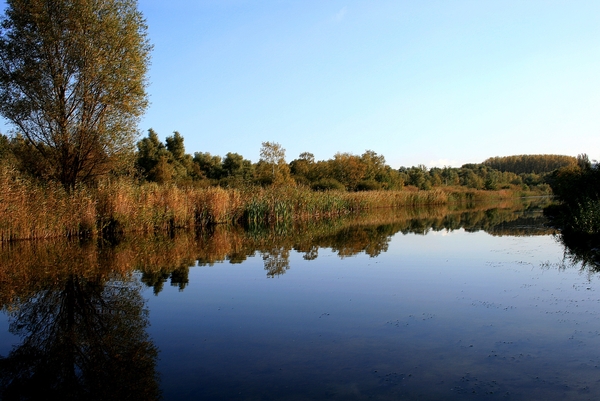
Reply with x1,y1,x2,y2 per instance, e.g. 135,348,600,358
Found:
2,196,594,401
0,242,160,400
177,198,558,280
557,231,600,272
0,200,557,298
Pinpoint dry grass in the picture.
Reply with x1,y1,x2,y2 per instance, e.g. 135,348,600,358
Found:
0,165,96,241
0,166,532,241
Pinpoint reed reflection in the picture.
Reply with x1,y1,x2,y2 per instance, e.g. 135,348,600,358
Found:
255,199,554,276
140,198,556,281
0,241,160,401
0,198,556,294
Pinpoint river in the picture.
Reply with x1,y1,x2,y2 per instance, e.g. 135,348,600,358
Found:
1,198,598,400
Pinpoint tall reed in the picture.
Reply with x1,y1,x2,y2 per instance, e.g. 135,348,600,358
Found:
0,166,531,241
0,166,96,241
0,197,550,297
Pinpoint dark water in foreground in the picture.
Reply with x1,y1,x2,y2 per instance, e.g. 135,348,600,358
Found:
1,199,599,400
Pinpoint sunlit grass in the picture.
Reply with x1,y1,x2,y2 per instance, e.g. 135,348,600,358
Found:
0,166,537,241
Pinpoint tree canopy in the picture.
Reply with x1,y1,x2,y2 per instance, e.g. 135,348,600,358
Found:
482,155,576,175
128,129,568,194
0,0,151,189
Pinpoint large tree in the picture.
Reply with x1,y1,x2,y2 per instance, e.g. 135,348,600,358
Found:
0,0,151,189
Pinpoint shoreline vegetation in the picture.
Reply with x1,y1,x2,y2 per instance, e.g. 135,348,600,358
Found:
1,162,549,241
544,155,600,266
0,198,555,297
1,130,577,242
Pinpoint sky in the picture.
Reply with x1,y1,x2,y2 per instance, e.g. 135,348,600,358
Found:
2,1,600,168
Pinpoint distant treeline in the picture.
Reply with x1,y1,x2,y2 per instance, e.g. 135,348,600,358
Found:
483,154,576,175
0,129,572,194
131,130,571,193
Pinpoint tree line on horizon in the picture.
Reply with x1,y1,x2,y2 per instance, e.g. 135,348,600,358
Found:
0,128,578,194
121,129,578,192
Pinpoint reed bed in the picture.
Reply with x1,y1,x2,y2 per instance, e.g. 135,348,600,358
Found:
0,198,547,297
0,166,531,241
0,166,96,241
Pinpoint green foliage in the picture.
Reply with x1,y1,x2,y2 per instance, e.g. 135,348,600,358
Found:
165,131,185,161
3,133,49,179
221,152,253,183
257,142,292,186
546,158,600,235
330,152,366,190
129,131,568,197
483,154,577,174
222,152,244,177
136,129,200,184
290,152,315,184
549,162,600,207
0,0,151,189
193,152,223,180
569,198,600,235
136,129,167,176
311,178,345,191
0,133,10,161
356,180,383,191
406,165,430,190
460,169,484,189
361,150,387,181
441,167,460,186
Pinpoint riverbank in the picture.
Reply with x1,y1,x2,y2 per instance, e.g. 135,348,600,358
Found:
0,166,546,241
543,160,600,240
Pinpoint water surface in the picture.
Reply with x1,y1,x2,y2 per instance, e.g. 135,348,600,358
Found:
1,199,599,400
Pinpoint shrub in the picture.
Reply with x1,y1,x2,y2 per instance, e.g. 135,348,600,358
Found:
356,180,383,191
311,179,345,191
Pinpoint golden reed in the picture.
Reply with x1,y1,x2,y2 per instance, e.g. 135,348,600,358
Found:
0,166,531,241
0,198,553,297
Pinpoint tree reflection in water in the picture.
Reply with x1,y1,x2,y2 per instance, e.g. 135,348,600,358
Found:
557,231,600,273
0,242,160,401
261,247,290,277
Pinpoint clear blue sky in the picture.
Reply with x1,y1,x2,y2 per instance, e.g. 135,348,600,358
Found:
3,1,600,168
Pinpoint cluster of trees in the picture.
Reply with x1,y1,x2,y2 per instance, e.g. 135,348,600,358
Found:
546,154,600,235
289,150,401,190
399,163,549,191
133,129,401,189
483,155,577,175
133,130,418,191
134,129,255,186
127,129,560,192
0,118,572,193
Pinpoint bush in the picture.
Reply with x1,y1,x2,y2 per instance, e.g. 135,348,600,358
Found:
356,180,383,191
546,163,600,235
569,199,600,235
311,178,345,191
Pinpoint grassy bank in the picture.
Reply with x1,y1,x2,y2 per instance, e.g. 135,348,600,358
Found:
0,166,541,241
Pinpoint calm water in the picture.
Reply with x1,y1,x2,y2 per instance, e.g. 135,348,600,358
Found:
1,199,599,400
